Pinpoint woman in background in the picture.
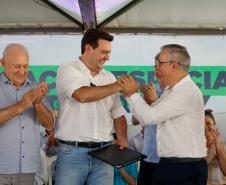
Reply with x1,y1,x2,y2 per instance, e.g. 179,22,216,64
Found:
205,109,226,185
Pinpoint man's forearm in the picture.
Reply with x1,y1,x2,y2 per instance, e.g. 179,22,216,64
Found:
34,102,54,130
72,82,121,103
114,116,128,143
119,168,136,185
0,102,26,125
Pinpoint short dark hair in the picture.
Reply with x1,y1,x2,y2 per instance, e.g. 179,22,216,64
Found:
205,109,216,125
81,28,114,54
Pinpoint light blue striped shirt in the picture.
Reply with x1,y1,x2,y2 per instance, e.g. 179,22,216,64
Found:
0,73,48,174
143,85,163,163
143,125,159,163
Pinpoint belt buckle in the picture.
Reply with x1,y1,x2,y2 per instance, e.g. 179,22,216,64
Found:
89,142,93,147
88,141,108,148
88,141,97,148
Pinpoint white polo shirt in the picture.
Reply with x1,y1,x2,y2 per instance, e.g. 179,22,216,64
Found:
55,59,126,142
127,75,207,158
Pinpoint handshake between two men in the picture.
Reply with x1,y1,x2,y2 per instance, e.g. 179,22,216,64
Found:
116,75,158,104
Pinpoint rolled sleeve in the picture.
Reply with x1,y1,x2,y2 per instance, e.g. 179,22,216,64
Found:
63,78,90,98
111,106,126,119
57,63,90,98
110,93,126,119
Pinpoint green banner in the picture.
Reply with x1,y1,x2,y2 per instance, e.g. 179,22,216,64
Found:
1,65,226,108
1,65,225,96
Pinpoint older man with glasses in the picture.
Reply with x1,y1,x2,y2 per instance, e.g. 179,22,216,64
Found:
118,44,208,185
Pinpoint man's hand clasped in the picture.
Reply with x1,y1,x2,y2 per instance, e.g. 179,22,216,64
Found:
117,75,139,97
20,82,48,110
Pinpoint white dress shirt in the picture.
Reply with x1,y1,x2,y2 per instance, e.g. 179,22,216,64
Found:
55,59,126,142
127,75,207,158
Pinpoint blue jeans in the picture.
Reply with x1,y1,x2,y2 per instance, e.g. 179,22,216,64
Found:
55,142,113,185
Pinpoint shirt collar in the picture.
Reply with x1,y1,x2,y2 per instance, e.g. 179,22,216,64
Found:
0,73,31,87
77,58,89,73
172,74,191,91
77,58,107,75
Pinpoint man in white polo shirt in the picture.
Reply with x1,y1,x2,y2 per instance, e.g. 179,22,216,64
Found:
55,29,128,185
118,44,208,185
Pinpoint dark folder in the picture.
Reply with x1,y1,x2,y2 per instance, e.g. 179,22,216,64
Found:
88,144,146,168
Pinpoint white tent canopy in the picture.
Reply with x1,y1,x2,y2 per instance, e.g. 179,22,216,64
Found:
1,0,226,33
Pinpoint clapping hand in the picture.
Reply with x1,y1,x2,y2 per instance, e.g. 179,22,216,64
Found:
20,88,42,109
19,82,48,110
33,82,48,104
206,127,217,163
213,129,223,152
141,83,158,105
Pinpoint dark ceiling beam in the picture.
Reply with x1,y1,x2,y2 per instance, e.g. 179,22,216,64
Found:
1,27,226,35
0,27,83,34
102,27,226,35
98,0,142,28
78,0,97,30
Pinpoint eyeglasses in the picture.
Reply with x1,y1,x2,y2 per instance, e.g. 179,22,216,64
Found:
154,59,172,68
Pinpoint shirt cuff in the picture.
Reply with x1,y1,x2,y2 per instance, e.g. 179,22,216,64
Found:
111,106,127,119
126,93,141,105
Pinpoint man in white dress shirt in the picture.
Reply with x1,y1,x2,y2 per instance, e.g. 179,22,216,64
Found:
118,44,208,185
55,29,128,185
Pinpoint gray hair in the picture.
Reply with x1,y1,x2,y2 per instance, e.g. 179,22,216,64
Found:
3,43,29,61
161,44,190,72
154,52,160,61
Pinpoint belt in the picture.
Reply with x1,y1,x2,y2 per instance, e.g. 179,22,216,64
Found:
160,157,206,164
58,139,110,148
